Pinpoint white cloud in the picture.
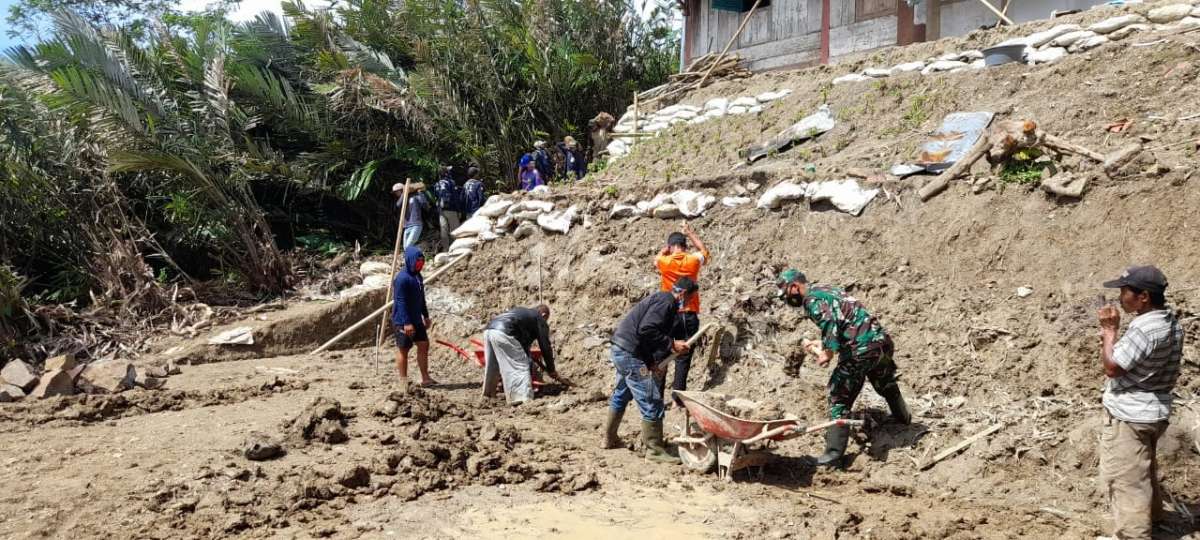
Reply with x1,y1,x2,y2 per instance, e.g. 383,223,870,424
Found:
177,0,331,22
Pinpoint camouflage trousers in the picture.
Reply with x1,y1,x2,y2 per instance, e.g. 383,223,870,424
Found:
827,338,899,420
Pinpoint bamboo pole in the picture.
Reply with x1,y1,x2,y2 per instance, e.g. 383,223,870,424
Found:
310,252,471,355
975,0,1015,26
632,91,639,144
375,179,412,364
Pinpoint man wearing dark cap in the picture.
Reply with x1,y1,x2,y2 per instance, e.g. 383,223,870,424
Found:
1097,265,1183,540
601,277,697,463
777,269,910,468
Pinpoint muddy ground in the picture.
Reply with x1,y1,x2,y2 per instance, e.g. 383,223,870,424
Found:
4,2,1200,538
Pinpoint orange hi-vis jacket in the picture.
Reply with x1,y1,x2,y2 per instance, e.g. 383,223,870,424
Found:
655,248,709,313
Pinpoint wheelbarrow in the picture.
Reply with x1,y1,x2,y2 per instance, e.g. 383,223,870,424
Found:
435,338,546,389
670,390,864,481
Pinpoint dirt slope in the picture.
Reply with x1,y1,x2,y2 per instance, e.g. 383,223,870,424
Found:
2,2,1200,538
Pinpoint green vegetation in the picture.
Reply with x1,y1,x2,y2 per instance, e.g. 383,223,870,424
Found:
0,0,680,352
999,149,1049,185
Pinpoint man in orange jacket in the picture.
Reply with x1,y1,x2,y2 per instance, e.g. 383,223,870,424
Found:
654,221,709,393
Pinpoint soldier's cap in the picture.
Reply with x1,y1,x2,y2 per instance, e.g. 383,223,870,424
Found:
1102,265,1168,294
775,269,808,295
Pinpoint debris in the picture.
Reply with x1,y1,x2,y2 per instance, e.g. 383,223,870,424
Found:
920,423,1005,470
1,360,39,391
746,105,835,163
208,326,255,346
0,384,25,402
286,397,350,445
135,371,166,390
243,432,285,461
29,370,75,398
1102,143,1144,174
359,261,391,276
916,111,996,171
1016,287,1034,298
1105,119,1132,133
77,359,137,394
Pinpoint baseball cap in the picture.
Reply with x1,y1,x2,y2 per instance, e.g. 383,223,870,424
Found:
776,269,807,287
391,183,405,193
1102,265,1168,293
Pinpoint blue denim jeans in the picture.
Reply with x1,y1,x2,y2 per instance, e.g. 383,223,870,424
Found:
402,224,422,249
609,345,664,421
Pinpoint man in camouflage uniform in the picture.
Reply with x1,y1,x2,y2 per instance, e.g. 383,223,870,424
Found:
777,269,911,468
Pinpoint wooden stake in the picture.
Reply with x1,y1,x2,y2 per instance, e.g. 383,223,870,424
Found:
310,252,471,355
975,0,1015,25
375,179,412,361
632,91,639,143
919,136,990,201
920,423,1005,470
694,0,763,91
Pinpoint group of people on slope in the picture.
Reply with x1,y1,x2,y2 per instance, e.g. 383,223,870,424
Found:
518,137,588,191
392,166,487,252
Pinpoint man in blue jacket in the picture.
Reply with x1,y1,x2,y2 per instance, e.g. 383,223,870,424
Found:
393,246,436,388
602,277,697,463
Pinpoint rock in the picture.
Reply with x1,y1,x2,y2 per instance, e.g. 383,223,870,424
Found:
1069,34,1109,53
1049,30,1095,48
889,61,925,75
243,432,284,461
143,365,169,379
1016,287,1034,298
608,204,640,219
166,362,182,376
581,336,607,349
1026,24,1082,47
208,326,255,346
1089,14,1144,34
77,360,136,394
0,384,26,402
1026,47,1068,65
921,60,968,75
335,465,370,489
29,370,75,399
1147,3,1193,24
862,67,891,78
1,360,39,391
135,373,166,390
44,354,78,373
833,73,870,84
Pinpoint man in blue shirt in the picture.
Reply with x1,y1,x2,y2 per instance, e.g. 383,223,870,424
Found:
393,246,436,388
463,167,486,217
394,182,429,250
432,167,463,250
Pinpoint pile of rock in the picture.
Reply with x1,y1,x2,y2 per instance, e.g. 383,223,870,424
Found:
608,180,880,220
834,2,1200,85
0,354,177,402
437,196,582,264
606,89,793,159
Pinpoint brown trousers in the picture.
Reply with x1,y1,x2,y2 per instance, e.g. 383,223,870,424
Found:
1099,411,1168,540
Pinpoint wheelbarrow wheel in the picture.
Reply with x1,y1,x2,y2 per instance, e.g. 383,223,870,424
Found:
678,437,717,474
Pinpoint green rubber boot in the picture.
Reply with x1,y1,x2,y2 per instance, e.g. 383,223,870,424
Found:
642,419,680,464
601,408,625,449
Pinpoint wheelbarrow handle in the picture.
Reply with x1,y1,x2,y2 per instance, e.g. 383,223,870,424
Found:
804,419,865,433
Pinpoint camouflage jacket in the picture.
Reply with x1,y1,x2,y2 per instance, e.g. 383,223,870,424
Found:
802,285,890,360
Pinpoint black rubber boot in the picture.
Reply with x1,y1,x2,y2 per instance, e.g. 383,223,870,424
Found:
816,424,850,469
642,419,680,464
601,408,625,449
881,385,912,425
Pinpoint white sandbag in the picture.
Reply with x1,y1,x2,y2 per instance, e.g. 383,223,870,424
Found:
1170,16,1200,29
890,61,925,75
755,89,791,102
731,96,759,108
994,36,1033,47
1089,14,1144,34
512,221,538,240
657,104,684,116
959,50,984,60
475,198,513,218
673,109,699,120
747,105,763,114
1026,47,1067,65
935,51,965,62
1195,6,1200,17
359,261,391,276
448,237,478,253
728,105,749,115
1026,24,1081,47
704,108,728,118
530,185,551,197
756,181,807,209
671,190,716,217
609,204,642,219
1147,3,1192,23
449,248,472,257
921,60,967,75
613,123,633,133
1069,34,1109,53
362,274,390,289
451,215,493,238
704,97,729,112
209,326,255,346
636,193,672,213
606,139,629,155
495,213,515,230
1108,23,1151,40
508,200,554,214
687,116,710,125
643,121,668,132
537,205,578,234
652,204,683,219
805,179,879,216
969,59,986,70
722,196,751,207
433,252,453,265
669,117,688,126
511,210,543,222
618,110,636,126
1049,30,1095,48
862,67,891,78
477,230,499,242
